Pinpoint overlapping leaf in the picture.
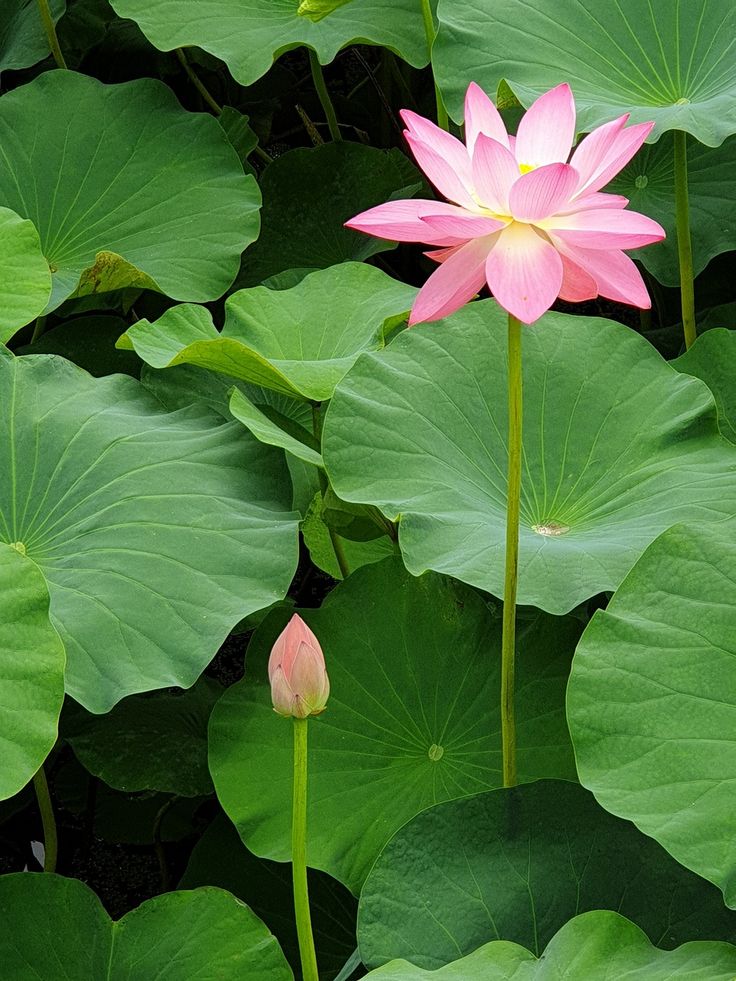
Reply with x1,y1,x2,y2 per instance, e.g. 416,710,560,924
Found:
209,558,579,893
434,0,736,145
363,911,736,980
65,677,223,797
568,522,736,908
0,0,65,72
674,328,736,443
0,874,293,980
0,207,52,344
121,263,415,403
109,0,429,86
359,780,736,969
323,302,736,613
0,544,65,800
0,70,259,312
610,135,736,285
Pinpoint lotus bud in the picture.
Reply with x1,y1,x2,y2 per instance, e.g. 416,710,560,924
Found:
268,614,330,719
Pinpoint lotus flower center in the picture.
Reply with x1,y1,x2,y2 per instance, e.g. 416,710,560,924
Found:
10,541,26,554
532,521,570,537
519,162,536,175
428,744,444,762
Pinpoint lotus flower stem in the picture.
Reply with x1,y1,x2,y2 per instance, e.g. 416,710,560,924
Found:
36,0,67,69
292,718,319,981
501,313,523,788
176,48,222,116
32,764,58,873
308,49,342,142
419,0,449,131
673,131,696,350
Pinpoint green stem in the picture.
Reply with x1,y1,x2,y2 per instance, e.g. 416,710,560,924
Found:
292,718,319,981
419,0,449,130
176,48,222,116
36,0,67,69
32,765,58,873
674,130,696,350
308,49,342,142
501,314,522,789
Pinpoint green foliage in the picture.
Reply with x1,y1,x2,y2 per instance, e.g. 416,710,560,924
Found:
0,350,298,724
568,522,736,907
359,780,736,969
209,558,579,893
0,544,65,799
610,135,736,285
362,911,736,980
109,0,429,86
0,71,259,311
120,263,416,401
0,208,52,343
0,874,293,979
434,0,736,144
0,0,65,71
324,302,736,613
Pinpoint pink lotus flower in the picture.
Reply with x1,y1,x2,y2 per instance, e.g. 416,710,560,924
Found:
268,614,330,719
346,83,665,325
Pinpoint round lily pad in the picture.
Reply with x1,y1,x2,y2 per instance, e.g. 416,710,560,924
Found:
434,0,736,145
568,521,736,908
323,301,736,614
209,557,580,893
0,348,298,716
0,70,259,312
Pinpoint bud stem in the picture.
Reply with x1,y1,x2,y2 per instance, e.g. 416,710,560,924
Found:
292,717,319,981
501,313,522,789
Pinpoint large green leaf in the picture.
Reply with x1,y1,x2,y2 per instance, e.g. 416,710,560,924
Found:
434,0,736,145
209,557,579,893
181,812,357,979
568,522,736,908
0,70,259,312
120,263,416,401
323,302,736,614
609,135,736,286
362,911,736,981
139,364,321,513
0,207,52,344
0,349,298,719
0,0,65,71
0,874,293,979
65,677,223,797
674,328,736,443
359,780,736,970
109,0,428,86
0,543,65,799
237,144,422,287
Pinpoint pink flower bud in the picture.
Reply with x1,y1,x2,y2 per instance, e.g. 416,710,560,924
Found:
268,614,330,719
